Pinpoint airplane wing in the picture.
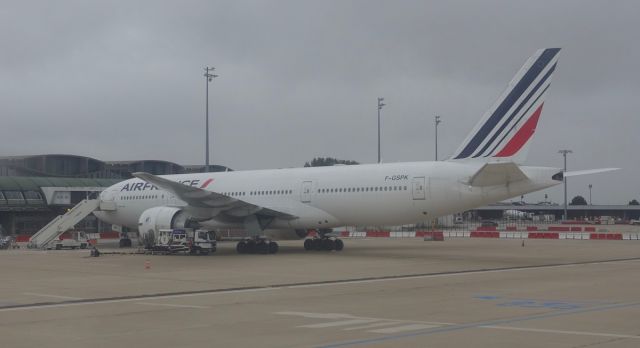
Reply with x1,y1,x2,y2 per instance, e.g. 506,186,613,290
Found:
132,172,297,220
466,162,529,187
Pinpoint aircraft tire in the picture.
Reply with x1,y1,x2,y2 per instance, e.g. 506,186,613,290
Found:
257,241,269,254
304,239,313,251
246,240,257,254
322,238,335,251
312,238,323,251
335,239,344,251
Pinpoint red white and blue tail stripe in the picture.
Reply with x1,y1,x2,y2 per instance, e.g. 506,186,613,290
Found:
451,48,561,163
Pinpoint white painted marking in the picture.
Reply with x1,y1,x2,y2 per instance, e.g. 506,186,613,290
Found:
136,302,209,309
369,324,437,333
482,325,640,339
300,319,378,328
343,322,404,331
277,311,454,326
276,312,354,319
23,292,84,300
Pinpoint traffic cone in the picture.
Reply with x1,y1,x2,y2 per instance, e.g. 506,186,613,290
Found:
144,260,151,270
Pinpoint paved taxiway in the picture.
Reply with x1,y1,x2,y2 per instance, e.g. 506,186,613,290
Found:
1,238,639,347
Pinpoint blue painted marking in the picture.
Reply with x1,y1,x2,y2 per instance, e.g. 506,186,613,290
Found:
317,300,640,348
474,295,501,300
475,295,586,310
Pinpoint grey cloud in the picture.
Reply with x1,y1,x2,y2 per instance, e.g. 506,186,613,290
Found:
1,0,638,204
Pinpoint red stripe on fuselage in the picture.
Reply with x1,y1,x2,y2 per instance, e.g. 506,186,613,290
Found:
200,178,214,188
494,103,544,157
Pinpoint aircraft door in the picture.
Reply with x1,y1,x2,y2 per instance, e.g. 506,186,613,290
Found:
301,181,313,203
412,176,426,200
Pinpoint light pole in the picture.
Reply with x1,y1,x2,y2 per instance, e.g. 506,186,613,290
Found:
204,67,218,173
435,115,441,161
377,97,385,163
558,149,572,220
588,184,593,205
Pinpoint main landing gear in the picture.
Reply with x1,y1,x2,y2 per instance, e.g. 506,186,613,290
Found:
236,237,279,254
304,237,344,251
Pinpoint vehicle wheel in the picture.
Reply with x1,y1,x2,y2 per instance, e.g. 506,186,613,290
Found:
312,238,323,251
71,246,77,250
268,241,279,254
236,241,246,254
322,238,335,251
55,244,61,250
211,247,217,253
246,240,257,254
334,239,344,251
80,243,87,249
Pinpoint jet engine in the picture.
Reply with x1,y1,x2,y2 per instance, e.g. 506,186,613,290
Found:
138,206,191,248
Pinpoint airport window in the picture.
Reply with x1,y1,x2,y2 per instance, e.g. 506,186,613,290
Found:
24,191,42,200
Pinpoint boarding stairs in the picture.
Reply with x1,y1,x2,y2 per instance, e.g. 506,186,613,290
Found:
28,199,102,249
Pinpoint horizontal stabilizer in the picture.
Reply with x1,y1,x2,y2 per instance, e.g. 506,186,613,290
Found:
563,168,620,177
466,162,529,187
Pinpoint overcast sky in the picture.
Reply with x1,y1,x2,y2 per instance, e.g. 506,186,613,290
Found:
1,0,638,204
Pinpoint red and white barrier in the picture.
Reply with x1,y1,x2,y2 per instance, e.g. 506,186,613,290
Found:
336,230,638,241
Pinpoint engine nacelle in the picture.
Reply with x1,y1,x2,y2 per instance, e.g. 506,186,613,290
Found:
138,206,190,248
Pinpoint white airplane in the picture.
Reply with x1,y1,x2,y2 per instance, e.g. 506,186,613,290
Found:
503,209,533,220
94,48,617,254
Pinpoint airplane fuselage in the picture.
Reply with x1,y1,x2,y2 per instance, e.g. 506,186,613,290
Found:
94,161,561,232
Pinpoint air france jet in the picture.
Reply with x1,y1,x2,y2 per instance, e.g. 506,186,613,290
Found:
94,48,616,254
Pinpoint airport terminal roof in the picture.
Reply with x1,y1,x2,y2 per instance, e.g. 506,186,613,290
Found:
0,177,121,191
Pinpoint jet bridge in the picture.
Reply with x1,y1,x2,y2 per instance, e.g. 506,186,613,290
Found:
27,199,114,249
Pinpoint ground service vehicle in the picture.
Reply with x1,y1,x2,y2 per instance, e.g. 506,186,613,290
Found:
52,231,89,250
144,228,216,255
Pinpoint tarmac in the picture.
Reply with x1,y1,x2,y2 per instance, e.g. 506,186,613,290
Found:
1,238,640,347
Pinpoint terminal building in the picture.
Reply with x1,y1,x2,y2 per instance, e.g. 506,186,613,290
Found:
0,154,230,236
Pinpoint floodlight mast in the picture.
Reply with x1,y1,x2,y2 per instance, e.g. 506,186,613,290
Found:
558,149,573,220
435,115,442,161
377,97,385,163
204,67,218,173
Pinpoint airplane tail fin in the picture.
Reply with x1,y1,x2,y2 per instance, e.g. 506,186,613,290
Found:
450,48,561,164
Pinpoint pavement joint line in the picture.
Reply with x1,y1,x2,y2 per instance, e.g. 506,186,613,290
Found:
1,256,639,313
317,299,640,347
